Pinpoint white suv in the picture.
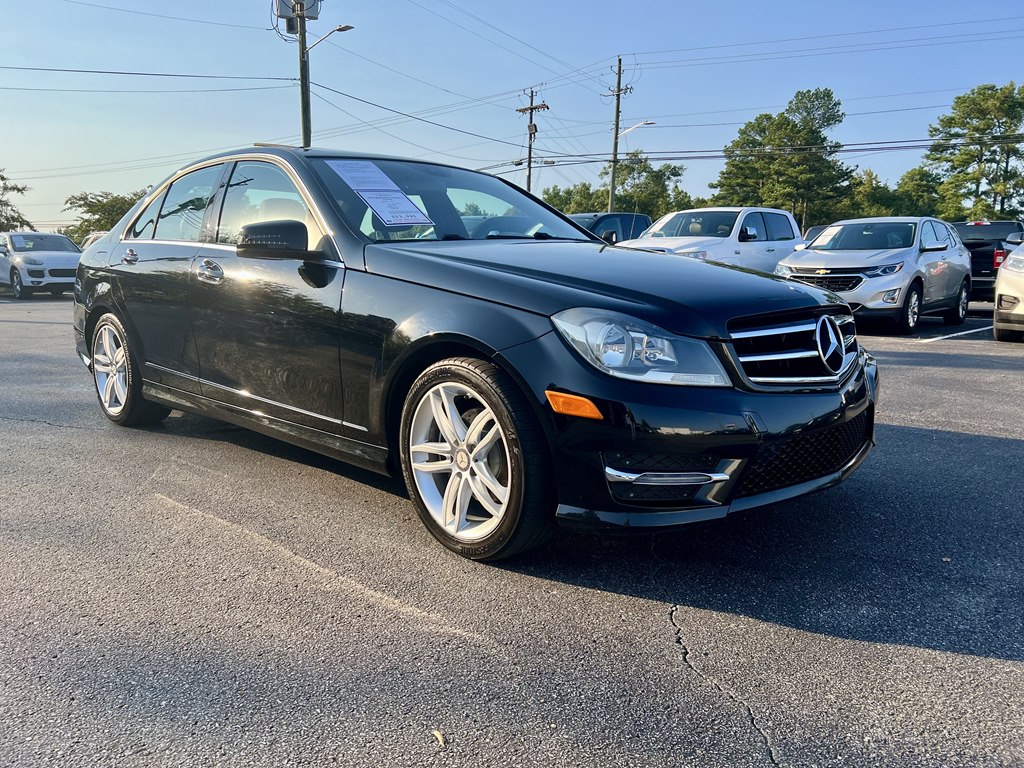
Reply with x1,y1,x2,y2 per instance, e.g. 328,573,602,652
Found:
617,206,801,273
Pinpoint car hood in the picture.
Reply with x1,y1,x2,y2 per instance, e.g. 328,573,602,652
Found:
616,236,724,252
11,250,81,266
781,247,911,268
364,240,833,339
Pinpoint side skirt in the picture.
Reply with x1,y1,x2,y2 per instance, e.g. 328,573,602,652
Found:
142,380,392,476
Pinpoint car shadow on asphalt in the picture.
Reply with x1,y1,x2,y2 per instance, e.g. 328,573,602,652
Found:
502,423,1024,662
867,348,1023,371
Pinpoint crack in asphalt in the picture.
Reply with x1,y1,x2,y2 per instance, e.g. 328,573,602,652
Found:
0,414,104,432
669,604,782,767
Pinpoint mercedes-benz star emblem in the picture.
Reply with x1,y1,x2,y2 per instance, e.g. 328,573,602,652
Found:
815,315,845,374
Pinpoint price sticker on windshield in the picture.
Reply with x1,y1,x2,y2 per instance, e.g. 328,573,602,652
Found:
325,160,433,226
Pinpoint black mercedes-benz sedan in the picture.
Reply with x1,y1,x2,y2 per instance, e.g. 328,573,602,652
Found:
74,146,878,560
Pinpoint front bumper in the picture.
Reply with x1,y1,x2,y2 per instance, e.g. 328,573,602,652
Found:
993,271,1024,329
786,271,909,315
499,331,879,531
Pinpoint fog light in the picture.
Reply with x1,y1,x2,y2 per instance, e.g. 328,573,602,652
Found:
882,289,901,304
997,294,1019,310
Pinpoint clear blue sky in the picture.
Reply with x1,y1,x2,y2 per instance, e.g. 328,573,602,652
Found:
3,0,1022,230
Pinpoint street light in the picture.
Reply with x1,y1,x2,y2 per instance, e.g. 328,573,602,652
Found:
296,11,354,148
608,120,655,212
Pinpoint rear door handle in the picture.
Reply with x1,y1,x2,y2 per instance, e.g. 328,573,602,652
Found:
196,258,224,284
121,248,139,265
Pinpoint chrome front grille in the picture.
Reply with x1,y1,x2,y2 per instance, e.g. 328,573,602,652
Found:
729,311,858,386
789,274,864,292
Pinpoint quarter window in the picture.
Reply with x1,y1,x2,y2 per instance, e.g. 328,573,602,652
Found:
217,161,323,250
128,192,166,240
153,165,223,242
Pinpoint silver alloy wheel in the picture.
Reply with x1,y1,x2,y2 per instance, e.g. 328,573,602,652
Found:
408,382,511,542
92,324,129,416
958,285,969,319
907,289,920,328
11,270,23,298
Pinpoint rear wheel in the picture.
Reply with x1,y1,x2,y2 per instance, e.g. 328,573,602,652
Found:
399,357,554,561
894,283,922,334
943,281,969,325
10,270,31,300
91,313,170,426
993,325,1024,343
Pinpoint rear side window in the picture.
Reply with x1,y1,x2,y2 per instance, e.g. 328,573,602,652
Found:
154,165,223,242
764,212,795,241
128,192,166,240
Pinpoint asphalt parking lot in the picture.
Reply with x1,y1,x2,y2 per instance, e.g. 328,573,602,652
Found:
1,294,1022,767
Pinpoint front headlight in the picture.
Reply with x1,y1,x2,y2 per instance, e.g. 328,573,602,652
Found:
676,249,709,260
21,256,44,266
552,308,730,387
1002,254,1024,273
863,262,904,277
774,263,793,277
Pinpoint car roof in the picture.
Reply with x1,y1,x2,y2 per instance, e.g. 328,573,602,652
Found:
829,216,925,225
181,144,469,174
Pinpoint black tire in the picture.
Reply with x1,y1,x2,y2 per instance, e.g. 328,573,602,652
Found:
943,281,969,326
10,270,32,300
49,286,67,297
993,325,1024,343
894,282,922,335
90,313,170,427
399,357,554,561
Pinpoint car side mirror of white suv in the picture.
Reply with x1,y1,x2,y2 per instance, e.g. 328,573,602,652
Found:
921,239,948,252
738,226,758,242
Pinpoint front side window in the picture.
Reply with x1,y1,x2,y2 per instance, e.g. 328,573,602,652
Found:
8,233,80,253
311,158,590,243
217,161,323,250
740,212,766,241
153,164,223,242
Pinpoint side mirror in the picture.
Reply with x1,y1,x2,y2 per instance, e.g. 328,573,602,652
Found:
1006,232,1024,245
793,242,807,251
237,220,313,259
738,226,758,242
599,230,618,244
0,245,7,255
920,239,948,253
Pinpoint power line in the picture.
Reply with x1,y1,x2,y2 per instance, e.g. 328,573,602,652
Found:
0,85,294,94
53,0,271,30
0,65,294,81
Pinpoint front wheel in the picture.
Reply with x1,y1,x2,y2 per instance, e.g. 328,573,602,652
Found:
943,281,969,325
894,283,922,335
90,313,170,427
399,357,554,561
10,270,31,300
994,325,1024,343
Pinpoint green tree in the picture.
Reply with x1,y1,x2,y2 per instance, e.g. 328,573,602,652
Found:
836,170,898,219
542,152,689,219
59,189,144,244
926,82,1024,218
0,169,33,231
712,88,853,229
893,166,942,217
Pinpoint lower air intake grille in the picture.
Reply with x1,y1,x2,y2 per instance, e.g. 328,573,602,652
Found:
736,409,871,497
604,452,718,473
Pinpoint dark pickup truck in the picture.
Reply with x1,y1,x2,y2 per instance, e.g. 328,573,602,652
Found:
567,211,652,244
952,220,1024,300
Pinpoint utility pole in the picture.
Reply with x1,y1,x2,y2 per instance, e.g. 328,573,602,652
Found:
296,2,312,149
607,57,632,212
516,89,548,193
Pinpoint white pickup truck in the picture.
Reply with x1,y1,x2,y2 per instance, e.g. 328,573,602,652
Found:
618,206,802,274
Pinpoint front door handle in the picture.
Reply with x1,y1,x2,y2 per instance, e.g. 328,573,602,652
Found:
766,247,776,253
121,248,139,265
196,258,224,284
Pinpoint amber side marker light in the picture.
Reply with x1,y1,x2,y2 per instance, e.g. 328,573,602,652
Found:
545,390,603,420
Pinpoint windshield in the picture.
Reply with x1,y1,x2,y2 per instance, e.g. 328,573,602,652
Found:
310,158,592,243
642,211,738,239
9,233,81,253
953,221,1023,241
809,222,916,251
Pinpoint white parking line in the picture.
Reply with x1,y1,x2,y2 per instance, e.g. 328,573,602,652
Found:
917,326,993,344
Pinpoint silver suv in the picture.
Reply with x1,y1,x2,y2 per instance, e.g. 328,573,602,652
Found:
775,217,972,334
